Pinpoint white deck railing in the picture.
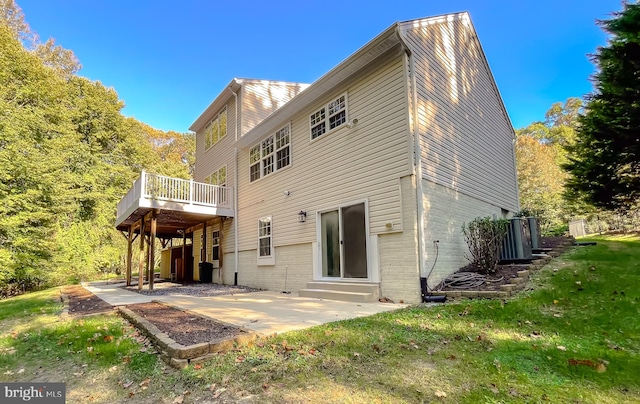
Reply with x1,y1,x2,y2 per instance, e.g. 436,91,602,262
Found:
116,171,233,220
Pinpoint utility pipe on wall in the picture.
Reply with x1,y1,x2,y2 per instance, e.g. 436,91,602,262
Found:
227,85,240,285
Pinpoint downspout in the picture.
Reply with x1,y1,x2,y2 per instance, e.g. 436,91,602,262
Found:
227,85,240,286
399,28,444,303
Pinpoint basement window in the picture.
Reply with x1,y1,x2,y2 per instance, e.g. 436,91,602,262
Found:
257,216,275,266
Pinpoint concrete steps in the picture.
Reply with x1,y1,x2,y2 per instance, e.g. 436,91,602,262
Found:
298,281,380,303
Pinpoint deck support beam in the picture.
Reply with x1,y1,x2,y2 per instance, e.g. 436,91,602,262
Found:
181,230,186,282
137,217,145,290
126,225,134,286
149,211,157,291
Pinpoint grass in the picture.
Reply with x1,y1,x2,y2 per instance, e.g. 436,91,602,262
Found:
1,234,639,403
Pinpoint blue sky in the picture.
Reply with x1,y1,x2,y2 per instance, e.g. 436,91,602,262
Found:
18,0,621,132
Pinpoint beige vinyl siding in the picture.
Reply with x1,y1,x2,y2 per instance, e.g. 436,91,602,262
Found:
191,217,235,280
401,15,519,212
236,53,409,250
194,96,237,188
241,81,309,136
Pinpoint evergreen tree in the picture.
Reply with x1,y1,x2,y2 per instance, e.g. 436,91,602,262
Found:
564,3,640,210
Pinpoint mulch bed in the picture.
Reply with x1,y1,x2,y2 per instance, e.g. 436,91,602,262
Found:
62,285,246,346
124,302,244,346
436,236,573,292
61,285,113,316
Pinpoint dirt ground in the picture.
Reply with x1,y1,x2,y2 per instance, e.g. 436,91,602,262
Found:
125,301,244,346
61,285,113,316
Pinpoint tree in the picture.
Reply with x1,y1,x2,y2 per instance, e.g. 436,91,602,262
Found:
564,3,640,210
0,2,194,294
515,98,582,234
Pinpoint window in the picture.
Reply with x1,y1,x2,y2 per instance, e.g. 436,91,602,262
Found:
206,166,226,186
310,94,347,140
206,166,227,204
258,217,272,257
204,107,227,150
249,124,291,182
211,231,220,261
275,125,290,169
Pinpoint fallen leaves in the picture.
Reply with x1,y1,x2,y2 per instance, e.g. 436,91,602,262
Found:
568,358,608,372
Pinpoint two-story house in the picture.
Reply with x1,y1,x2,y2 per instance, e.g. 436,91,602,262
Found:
116,11,519,304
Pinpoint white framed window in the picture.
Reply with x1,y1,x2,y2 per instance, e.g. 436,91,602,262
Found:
249,123,291,182
211,231,220,261
205,107,227,150
257,216,275,266
310,94,347,140
206,165,227,186
206,166,227,204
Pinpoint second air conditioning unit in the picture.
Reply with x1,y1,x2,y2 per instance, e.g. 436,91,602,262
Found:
500,217,533,261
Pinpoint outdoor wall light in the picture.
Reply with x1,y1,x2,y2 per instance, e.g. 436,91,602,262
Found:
298,211,307,223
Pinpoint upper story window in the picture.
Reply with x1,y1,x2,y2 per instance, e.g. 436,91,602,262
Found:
205,107,227,150
310,94,347,140
206,166,227,204
249,124,291,182
206,166,226,186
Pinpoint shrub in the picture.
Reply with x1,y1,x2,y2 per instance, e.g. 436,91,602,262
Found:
462,217,509,274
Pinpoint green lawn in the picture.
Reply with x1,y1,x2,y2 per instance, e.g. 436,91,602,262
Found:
1,234,639,403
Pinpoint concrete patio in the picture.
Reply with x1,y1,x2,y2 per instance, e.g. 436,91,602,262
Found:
82,281,407,335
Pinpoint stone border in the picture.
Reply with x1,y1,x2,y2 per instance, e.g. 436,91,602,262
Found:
430,239,575,300
59,290,70,317
117,300,257,369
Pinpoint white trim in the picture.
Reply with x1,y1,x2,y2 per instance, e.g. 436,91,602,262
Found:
257,215,275,266
315,198,371,282
309,93,349,142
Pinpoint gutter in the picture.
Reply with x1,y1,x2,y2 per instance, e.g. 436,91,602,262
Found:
226,86,240,286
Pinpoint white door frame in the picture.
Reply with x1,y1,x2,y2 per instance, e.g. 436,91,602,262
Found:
314,198,371,282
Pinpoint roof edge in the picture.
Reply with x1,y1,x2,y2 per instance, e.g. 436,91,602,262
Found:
235,22,402,148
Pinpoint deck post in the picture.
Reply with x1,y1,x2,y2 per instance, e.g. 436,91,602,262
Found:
189,179,194,204
181,230,187,282
140,170,146,197
200,221,207,282
126,225,133,286
149,211,157,291
138,217,145,290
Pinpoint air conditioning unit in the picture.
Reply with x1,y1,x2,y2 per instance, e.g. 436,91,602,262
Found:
528,217,542,249
500,217,533,261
